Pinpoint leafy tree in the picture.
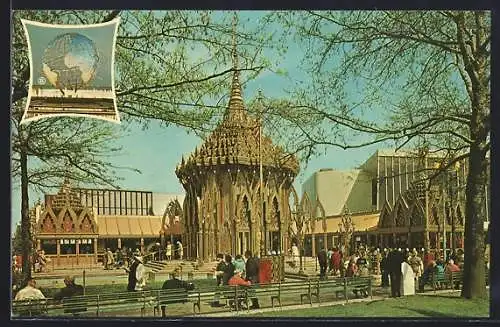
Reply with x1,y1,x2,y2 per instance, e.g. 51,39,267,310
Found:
11,10,276,282
266,11,489,299
12,223,23,256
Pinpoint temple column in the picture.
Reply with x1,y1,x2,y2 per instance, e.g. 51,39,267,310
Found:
118,238,122,249
76,240,80,265
323,233,327,252
56,239,61,257
37,239,41,251
241,232,246,254
312,231,316,257
93,238,98,264
279,224,285,254
203,226,209,261
206,227,211,260
198,230,203,260
215,229,220,256
209,228,215,260
424,231,430,250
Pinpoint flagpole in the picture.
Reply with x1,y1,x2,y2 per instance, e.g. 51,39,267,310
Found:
258,90,264,257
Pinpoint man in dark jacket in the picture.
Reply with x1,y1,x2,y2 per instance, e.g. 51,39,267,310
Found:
53,276,85,316
380,248,390,287
160,269,194,317
126,256,141,291
244,250,260,309
388,249,404,297
54,276,84,300
222,254,235,286
317,248,328,280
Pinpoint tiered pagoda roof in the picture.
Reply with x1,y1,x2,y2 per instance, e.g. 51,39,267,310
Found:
50,178,84,210
176,19,299,177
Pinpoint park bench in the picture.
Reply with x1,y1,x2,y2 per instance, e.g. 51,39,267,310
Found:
12,298,50,317
312,277,372,302
313,278,346,301
450,270,490,290
347,277,372,299
153,288,190,317
219,285,251,311
251,282,282,308
52,291,157,317
188,286,216,314
430,272,448,291
277,280,316,306
187,284,249,313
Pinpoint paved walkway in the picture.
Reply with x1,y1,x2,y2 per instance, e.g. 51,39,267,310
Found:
195,295,387,317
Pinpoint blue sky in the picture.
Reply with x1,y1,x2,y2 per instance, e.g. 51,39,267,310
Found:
11,11,388,231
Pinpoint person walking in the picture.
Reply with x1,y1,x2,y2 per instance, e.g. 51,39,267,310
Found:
327,248,334,272
176,241,184,260
105,248,115,270
291,243,299,268
331,247,342,277
388,248,404,297
166,241,172,261
380,248,390,287
126,255,146,291
408,249,424,289
38,250,48,272
317,248,328,280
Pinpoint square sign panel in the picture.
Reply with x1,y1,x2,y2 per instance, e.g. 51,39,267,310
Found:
21,18,121,123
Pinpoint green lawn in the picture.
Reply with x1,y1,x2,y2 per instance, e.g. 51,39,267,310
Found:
250,293,489,318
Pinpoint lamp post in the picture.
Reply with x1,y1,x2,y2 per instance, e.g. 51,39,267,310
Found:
257,90,265,257
448,163,459,252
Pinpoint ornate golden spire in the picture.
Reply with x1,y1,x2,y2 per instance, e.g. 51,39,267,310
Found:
225,12,245,123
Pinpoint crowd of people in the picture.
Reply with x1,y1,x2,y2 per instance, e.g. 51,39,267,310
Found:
313,245,466,297
212,250,261,310
122,248,261,310
12,239,474,317
101,240,184,271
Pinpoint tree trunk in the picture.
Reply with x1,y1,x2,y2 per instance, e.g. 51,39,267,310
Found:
460,10,489,299
461,143,488,299
20,142,32,283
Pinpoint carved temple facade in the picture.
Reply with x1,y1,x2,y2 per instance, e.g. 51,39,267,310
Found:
302,149,489,254
32,179,184,268
175,32,299,261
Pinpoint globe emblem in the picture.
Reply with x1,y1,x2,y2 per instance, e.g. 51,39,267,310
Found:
37,76,46,85
41,33,99,90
